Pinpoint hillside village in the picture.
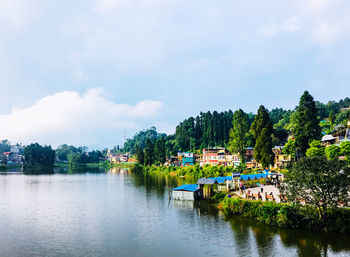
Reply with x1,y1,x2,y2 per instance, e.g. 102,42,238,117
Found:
104,105,350,171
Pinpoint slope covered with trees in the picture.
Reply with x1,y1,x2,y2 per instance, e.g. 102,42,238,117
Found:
125,94,350,162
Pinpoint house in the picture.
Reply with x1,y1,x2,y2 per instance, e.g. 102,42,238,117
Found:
164,156,181,167
178,152,194,166
213,174,240,192
2,145,24,165
201,148,240,166
273,146,291,169
196,178,217,199
107,152,129,163
172,184,201,200
321,135,336,146
245,147,258,168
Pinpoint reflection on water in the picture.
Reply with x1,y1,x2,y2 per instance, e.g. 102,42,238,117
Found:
0,167,348,257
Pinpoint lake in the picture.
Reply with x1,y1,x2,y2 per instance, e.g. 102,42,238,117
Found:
0,167,349,257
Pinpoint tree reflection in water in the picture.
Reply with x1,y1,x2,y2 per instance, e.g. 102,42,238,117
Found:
117,168,350,257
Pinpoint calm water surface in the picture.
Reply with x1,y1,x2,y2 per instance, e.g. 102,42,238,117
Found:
0,167,349,257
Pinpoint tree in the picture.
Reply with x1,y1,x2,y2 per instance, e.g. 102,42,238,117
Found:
341,141,350,163
0,140,11,153
123,127,166,154
24,143,55,167
283,139,296,159
306,140,325,157
285,157,350,224
154,137,166,164
136,145,144,165
328,110,335,130
293,91,321,157
251,105,274,168
228,109,249,162
325,145,341,160
144,138,154,166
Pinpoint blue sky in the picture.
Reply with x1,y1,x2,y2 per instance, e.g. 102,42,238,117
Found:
0,0,349,149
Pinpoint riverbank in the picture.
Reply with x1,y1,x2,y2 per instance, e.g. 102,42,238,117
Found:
0,164,23,170
55,161,115,168
218,197,350,233
130,163,236,179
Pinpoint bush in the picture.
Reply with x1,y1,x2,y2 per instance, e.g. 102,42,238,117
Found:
220,198,350,233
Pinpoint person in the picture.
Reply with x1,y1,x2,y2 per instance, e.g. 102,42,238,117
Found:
260,183,264,193
258,191,262,200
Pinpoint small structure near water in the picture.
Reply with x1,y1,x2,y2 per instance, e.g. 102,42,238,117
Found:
172,184,201,200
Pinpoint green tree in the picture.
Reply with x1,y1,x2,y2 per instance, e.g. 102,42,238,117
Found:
24,143,55,167
228,109,249,162
144,138,154,166
285,157,350,224
136,145,144,165
283,139,296,159
325,145,341,160
306,140,325,157
251,105,274,168
340,141,350,156
328,110,335,130
0,140,11,153
293,91,321,157
154,138,166,165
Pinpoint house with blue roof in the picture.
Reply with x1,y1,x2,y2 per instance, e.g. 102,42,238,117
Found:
172,184,200,200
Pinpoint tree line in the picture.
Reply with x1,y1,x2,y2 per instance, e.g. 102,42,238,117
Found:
131,91,350,167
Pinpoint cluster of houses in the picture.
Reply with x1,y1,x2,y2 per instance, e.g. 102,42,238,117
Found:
172,171,283,200
321,124,350,147
1,145,24,166
106,150,130,164
166,110,350,170
164,146,291,170
321,106,350,146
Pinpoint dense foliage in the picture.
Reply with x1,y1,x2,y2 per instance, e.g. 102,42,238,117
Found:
0,140,11,153
220,198,350,233
24,143,55,167
293,91,322,157
228,109,250,161
174,110,235,151
283,157,350,223
131,163,237,180
136,138,167,166
251,105,274,168
123,94,349,161
56,144,103,165
123,127,166,154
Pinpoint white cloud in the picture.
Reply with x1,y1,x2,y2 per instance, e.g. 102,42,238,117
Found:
0,0,41,30
260,17,300,36
0,88,163,147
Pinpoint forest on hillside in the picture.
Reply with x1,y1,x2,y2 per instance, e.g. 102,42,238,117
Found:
123,95,350,156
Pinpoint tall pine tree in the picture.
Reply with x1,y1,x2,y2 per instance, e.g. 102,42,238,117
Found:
293,91,321,157
136,144,144,165
154,138,166,165
144,138,154,166
228,109,249,162
251,105,274,168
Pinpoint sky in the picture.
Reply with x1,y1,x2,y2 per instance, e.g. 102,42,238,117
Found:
0,0,349,149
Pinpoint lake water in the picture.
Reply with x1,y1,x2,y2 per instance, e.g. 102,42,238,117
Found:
0,167,349,257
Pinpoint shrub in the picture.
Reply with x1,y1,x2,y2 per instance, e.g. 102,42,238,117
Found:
219,198,350,233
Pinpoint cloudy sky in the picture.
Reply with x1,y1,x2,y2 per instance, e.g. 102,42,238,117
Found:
0,0,349,149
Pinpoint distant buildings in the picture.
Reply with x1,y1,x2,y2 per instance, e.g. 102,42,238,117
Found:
1,145,24,166
165,152,195,167
272,146,291,169
106,150,129,163
201,148,240,167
